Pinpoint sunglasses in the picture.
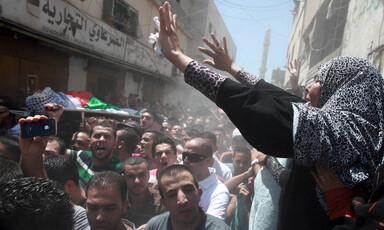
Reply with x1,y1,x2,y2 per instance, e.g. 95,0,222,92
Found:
182,152,207,163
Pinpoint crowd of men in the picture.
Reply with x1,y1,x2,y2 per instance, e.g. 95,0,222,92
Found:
0,96,258,230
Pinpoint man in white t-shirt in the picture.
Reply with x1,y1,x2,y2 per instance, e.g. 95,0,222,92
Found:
182,137,230,220
202,131,233,181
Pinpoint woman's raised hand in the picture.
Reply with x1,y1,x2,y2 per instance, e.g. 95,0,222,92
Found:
198,33,241,76
287,59,301,90
158,2,193,72
158,2,180,59
311,164,345,192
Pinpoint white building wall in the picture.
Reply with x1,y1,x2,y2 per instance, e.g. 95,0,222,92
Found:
206,0,236,61
125,0,159,42
67,0,103,19
285,0,323,88
342,1,383,57
165,0,236,108
286,0,384,89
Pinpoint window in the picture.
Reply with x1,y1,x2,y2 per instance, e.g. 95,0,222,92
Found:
308,0,349,68
102,0,138,37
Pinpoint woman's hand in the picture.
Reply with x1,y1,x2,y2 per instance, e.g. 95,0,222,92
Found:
158,2,181,59
251,148,266,164
158,2,193,71
287,59,301,92
312,164,356,221
198,33,241,76
311,164,345,191
250,148,263,175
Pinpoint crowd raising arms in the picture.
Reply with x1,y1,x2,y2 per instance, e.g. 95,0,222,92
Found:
157,1,384,229
3,2,384,230
158,0,384,189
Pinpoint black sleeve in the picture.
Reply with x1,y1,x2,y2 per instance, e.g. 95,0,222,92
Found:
328,217,354,230
216,78,304,157
264,155,291,188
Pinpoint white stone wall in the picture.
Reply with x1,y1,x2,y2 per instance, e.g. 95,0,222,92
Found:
285,0,384,88
342,1,383,59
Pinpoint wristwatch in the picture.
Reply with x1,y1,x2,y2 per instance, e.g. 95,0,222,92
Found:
251,159,259,167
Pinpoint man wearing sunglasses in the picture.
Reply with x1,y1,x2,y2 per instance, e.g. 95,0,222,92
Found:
183,137,230,220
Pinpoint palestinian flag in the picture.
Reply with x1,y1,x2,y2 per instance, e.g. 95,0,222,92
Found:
65,91,120,110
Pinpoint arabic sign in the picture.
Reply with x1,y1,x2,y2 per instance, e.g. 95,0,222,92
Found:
0,0,172,77
40,0,126,59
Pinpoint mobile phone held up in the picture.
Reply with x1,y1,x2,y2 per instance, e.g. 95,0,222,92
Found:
21,118,57,139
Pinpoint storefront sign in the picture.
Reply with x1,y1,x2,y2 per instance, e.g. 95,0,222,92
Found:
0,0,172,77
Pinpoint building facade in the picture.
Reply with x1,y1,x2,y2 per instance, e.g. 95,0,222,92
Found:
0,0,236,109
285,0,384,88
271,68,285,88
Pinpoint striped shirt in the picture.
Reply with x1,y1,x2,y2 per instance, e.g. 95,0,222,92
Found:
70,150,123,188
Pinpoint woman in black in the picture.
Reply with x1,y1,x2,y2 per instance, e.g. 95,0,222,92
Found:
156,2,384,229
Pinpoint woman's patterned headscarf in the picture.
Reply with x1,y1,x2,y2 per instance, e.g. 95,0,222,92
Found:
294,57,384,188
317,56,375,108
